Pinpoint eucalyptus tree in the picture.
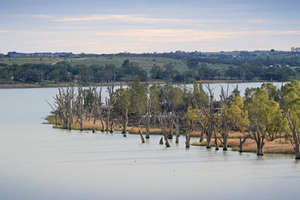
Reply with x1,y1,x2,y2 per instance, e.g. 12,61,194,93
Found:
158,84,184,139
149,84,160,126
282,80,300,159
112,88,131,133
245,88,284,155
227,94,250,152
128,76,147,119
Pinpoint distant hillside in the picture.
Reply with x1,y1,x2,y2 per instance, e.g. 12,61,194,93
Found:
0,50,299,85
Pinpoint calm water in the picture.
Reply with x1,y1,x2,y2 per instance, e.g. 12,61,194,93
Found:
0,82,299,200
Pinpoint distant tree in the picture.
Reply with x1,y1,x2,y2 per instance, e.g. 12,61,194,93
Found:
150,65,163,79
186,58,199,78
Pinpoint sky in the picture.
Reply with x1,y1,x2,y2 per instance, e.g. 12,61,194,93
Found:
0,0,299,53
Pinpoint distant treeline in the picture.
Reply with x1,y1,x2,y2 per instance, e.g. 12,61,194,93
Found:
0,60,148,84
0,56,299,84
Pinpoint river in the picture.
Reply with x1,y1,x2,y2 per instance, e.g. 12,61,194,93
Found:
0,82,299,200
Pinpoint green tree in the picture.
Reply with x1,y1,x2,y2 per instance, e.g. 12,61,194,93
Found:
245,88,283,155
282,80,300,159
129,76,147,116
112,88,131,133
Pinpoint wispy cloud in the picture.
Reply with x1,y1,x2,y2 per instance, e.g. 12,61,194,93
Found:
53,14,223,24
14,14,293,26
84,29,300,40
13,28,299,43
0,30,10,33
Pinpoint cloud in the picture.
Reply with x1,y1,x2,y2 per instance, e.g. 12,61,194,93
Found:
13,28,299,44
14,14,296,26
0,30,10,33
53,14,223,24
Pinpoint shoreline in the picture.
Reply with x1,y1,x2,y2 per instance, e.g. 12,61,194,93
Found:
0,79,282,89
44,115,295,155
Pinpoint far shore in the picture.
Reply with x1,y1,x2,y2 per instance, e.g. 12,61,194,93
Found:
0,79,281,89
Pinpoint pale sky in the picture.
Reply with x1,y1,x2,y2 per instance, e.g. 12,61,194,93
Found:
0,0,299,54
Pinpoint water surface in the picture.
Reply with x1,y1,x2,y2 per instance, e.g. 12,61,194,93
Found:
0,83,298,200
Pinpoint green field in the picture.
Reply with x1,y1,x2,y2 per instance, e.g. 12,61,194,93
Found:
0,56,235,74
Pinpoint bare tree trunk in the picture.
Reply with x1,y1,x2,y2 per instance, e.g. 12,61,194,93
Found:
110,120,114,133
106,109,110,131
223,132,228,151
122,113,128,134
138,128,145,143
214,128,219,150
175,118,179,143
159,137,163,145
79,107,83,131
199,129,204,143
239,138,243,152
152,112,156,125
163,134,170,147
167,115,174,139
55,112,58,126
145,112,150,139
206,131,212,149
99,113,104,131
185,135,190,148
257,142,264,156
159,114,170,147
295,143,300,159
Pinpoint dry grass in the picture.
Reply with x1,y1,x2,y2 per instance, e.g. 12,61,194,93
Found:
189,131,245,138
128,127,163,134
192,137,294,154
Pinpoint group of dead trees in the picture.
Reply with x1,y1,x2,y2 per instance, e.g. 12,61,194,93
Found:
48,83,115,133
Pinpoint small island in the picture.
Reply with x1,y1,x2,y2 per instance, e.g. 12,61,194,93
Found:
45,78,300,159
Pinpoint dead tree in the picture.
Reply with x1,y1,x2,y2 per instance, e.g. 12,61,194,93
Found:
53,86,74,129
138,127,145,143
97,86,105,132
105,83,115,132
158,111,171,147
76,86,84,131
217,85,230,151
67,86,75,130
145,98,151,139
196,85,216,149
